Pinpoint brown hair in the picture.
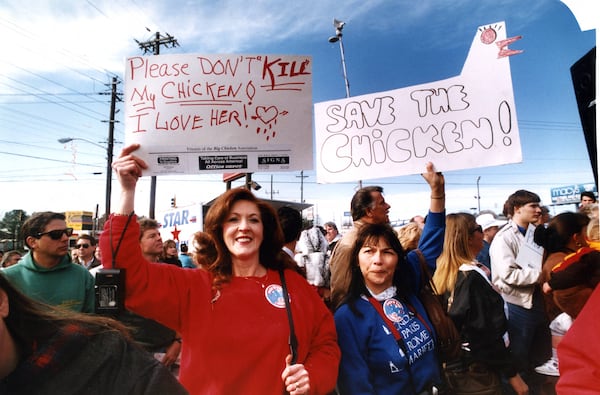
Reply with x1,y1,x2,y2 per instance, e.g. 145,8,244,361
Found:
138,218,159,240
1,251,22,268
21,212,66,249
203,188,293,290
76,234,97,246
0,273,130,359
191,231,218,267
341,223,409,311
503,190,540,217
350,186,384,221
162,239,177,259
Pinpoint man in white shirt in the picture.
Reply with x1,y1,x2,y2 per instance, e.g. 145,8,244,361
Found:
489,189,549,391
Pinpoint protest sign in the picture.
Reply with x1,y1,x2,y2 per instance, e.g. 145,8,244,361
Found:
314,21,523,183
124,54,313,175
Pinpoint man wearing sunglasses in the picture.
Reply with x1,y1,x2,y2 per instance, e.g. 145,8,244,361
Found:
74,234,101,270
1,211,95,313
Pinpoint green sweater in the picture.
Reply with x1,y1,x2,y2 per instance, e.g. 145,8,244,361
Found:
2,252,95,313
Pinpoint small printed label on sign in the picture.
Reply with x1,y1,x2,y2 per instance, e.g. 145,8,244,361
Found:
258,156,290,165
198,155,248,170
158,156,180,165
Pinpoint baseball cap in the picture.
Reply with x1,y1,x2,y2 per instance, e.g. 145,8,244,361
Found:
476,213,507,231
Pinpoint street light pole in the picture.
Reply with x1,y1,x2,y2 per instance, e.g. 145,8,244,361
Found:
476,176,481,214
328,19,350,98
329,19,361,188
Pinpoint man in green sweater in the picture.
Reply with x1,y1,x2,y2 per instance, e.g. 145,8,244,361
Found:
2,211,95,313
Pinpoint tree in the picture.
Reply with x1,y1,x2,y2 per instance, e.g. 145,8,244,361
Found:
0,210,29,251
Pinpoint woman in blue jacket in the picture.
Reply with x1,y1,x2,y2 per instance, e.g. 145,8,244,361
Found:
334,222,445,394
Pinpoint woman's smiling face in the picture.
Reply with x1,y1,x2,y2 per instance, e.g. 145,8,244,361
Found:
222,200,264,262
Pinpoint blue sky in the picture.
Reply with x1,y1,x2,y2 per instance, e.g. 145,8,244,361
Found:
0,0,596,226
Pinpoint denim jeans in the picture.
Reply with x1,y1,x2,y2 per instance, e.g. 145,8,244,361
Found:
505,290,551,393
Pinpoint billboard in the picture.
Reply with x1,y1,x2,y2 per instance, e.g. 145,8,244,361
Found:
550,183,597,204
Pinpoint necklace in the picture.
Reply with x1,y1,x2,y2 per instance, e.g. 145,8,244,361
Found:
241,271,269,289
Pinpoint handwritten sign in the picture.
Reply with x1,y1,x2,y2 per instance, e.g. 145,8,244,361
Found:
314,21,523,183
124,54,313,175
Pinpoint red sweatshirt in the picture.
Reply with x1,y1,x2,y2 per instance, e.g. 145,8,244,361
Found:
100,214,339,395
557,284,600,394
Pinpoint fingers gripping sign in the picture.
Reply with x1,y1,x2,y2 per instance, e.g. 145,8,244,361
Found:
112,144,149,188
112,143,149,214
282,354,310,395
421,161,445,189
421,161,445,213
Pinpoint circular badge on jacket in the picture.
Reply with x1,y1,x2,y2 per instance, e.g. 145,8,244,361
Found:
383,298,406,323
265,284,286,308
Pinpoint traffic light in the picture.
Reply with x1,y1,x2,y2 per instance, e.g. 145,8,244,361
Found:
170,196,176,208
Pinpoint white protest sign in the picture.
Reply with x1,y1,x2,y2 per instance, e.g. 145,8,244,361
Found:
124,54,313,175
314,21,523,183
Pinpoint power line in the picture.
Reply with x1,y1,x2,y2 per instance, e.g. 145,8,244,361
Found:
0,60,107,105
0,78,106,120
0,151,101,166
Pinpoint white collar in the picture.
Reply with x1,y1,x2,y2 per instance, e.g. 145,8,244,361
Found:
367,285,397,301
459,262,493,286
282,246,295,258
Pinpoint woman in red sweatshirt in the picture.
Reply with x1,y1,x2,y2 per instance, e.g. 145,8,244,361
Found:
100,144,340,395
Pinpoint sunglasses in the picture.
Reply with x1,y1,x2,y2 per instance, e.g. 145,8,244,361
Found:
470,225,483,234
76,243,90,249
36,228,74,240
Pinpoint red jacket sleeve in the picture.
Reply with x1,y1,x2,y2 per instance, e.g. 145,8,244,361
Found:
557,285,600,394
99,214,210,333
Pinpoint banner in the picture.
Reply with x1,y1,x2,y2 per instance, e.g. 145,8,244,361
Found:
314,21,523,183
124,54,313,175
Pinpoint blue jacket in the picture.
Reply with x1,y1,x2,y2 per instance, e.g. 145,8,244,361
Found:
334,211,445,394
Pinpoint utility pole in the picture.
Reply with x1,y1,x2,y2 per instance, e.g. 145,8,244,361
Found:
296,171,308,203
98,76,120,220
135,32,179,219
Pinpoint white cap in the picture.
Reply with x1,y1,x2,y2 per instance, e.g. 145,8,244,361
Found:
476,213,507,231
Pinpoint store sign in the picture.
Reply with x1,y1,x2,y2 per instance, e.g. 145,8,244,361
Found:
550,183,597,204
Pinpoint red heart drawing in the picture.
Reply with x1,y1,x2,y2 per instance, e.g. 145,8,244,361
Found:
256,106,278,124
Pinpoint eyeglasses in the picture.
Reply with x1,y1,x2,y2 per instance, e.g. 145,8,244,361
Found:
76,243,90,249
470,225,483,234
35,228,74,240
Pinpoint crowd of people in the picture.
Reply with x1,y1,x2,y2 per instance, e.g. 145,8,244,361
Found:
1,142,599,394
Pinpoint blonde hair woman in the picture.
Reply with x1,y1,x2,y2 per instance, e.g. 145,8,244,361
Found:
397,222,422,252
432,213,528,395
